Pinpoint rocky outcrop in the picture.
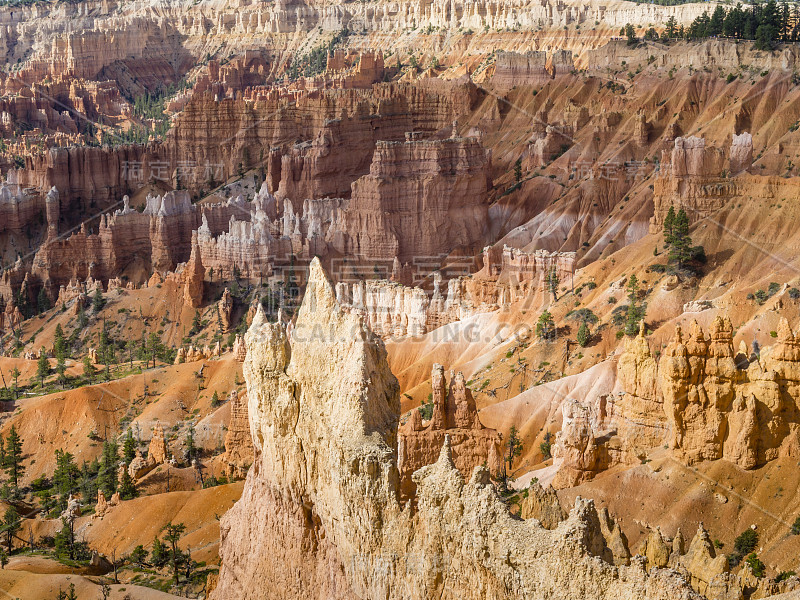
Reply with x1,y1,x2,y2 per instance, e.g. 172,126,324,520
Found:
518,480,567,529
223,390,255,478
660,316,800,468
147,422,169,466
397,364,502,498
650,135,753,231
212,258,702,600
552,398,609,488
182,233,205,308
336,136,492,263
492,50,574,90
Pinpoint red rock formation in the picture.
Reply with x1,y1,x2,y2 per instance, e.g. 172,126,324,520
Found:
397,364,502,498
492,50,574,90
182,233,205,308
336,136,491,263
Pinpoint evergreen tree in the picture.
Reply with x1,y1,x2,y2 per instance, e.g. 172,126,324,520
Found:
668,208,693,268
185,423,197,464
92,287,105,312
118,467,137,500
577,321,591,347
625,23,637,45
37,288,51,314
624,275,644,336
56,355,67,387
0,549,7,569
546,267,559,302
663,205,676,246
130,544,148,567
755,0,780,49
4,425,24,492
151,536,169,568
98,441,119,496
163,522,188,585
664,15,678,39
123,429,137,465
514,158,522,183
503,426,523,485
2,507,20,554
79,459,100,502
191,310,201,335
53,324,67,360
53,450,79,506
77,303,88,328
709,5,726,36
83,355,96,383
536,311,556,341
36,348,49,386
54,517,75,559
9,368,19,399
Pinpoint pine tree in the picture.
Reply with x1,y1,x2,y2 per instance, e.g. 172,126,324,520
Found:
53,324,67,360
98,441,119,496
577,321,591,347
503,426,523,485
92,287,105,312
514,158,522,183
624,275,643,336
668,208,693,268
185,423,197,464
77,303,88,328
709,5,726,36
664,16,678,39
2,507,20,554
36,348,49,386
123,429,136,465
9,368,19,399
119,467,137,500
755,0,780,49
663,205,676,246
79,459,100,502
56,355,67,387
546,267,559,302
536,311,556,341
151,536,169,568
4,425,24,492
130,544,148,567
164,522,188,585
53,450,79,505
37,288,51,314
83,355,96,383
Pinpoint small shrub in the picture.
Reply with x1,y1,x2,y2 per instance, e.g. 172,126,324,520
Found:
746,553,765,578
791,515,800,535
608,296,618,304
776,571,796,582
788,287,800,300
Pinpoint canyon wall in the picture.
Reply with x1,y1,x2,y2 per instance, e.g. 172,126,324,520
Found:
337,135,491,262
212,258,702,600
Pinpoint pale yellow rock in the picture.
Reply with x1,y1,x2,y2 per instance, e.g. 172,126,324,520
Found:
212,258,703,600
